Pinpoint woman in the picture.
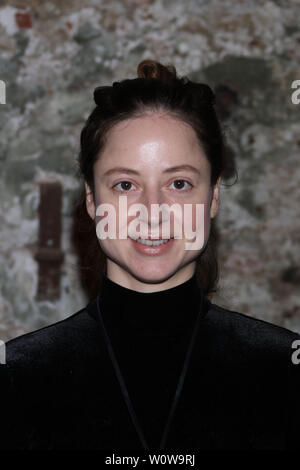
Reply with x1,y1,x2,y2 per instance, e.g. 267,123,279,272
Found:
1,60,299,451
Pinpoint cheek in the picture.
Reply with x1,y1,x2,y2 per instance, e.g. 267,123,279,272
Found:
181,201,210,237
203,201,211,235
94,199,118,240
94,198,137,241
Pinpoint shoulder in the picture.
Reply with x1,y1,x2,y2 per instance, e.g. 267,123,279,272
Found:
2,301,100,369
203,300,300,361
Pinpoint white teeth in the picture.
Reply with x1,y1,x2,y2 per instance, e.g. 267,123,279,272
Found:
134,238,170,246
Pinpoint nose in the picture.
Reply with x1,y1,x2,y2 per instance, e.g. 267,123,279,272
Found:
137,187,171,237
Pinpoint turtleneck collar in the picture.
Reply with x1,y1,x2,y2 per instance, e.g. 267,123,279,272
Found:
96,272,207,338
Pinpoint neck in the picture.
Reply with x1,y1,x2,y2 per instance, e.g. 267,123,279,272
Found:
98,270,204,337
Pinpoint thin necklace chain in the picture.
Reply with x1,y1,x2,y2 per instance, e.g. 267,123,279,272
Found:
96,289,204,450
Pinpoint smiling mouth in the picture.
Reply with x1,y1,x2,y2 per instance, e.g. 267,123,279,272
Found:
130,237,173,246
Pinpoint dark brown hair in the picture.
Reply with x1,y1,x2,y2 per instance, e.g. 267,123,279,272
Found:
72,59,228,298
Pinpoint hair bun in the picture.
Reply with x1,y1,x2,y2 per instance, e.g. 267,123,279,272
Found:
187,82,216,106
93,85,112,106
137,59,177,81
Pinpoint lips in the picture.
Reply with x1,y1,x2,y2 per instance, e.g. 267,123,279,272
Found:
129,236,175,256
130,236,174,241
129,236,174,246
135,238,169,246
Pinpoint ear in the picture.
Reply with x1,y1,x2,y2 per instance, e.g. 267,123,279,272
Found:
85,182,96,220
210,176,221,219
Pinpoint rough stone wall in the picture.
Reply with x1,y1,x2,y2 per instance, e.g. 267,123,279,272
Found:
0,0,299,341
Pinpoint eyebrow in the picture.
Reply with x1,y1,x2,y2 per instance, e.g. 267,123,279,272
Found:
103,164,201,178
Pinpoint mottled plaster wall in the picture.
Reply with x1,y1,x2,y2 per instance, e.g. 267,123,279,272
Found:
0,0,299,341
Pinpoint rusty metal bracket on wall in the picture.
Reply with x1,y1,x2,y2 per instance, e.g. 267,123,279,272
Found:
35,181,64,300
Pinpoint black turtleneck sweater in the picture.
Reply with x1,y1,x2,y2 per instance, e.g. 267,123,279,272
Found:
1,271,300,450
95,272,203,449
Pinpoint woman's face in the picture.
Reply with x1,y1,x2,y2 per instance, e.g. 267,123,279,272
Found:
85,113,220,292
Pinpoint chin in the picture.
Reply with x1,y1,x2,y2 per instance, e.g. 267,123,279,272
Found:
126,263,182,285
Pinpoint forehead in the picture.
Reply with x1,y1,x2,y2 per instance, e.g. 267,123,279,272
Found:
98,113,208,169
105,114,200,150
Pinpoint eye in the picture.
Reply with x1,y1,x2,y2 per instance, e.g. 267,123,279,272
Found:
170,179,193,191
113,181,136,192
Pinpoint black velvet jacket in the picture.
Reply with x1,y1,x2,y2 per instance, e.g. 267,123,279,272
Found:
0,273,300,450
